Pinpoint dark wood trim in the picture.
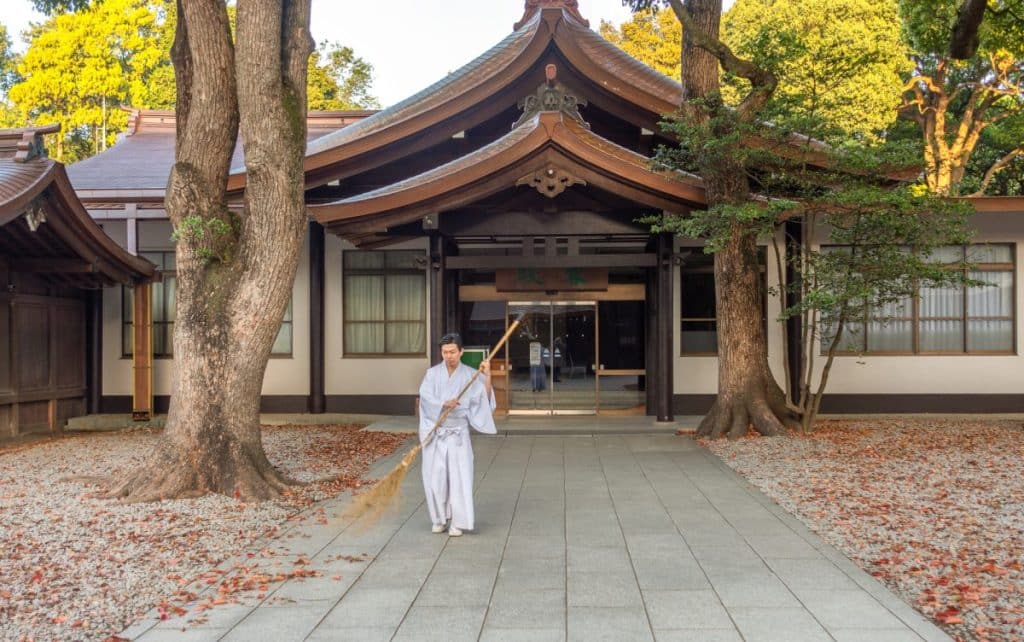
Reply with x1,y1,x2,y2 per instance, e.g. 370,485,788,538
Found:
443,238,459,340
429,232,446,365
447,254,656,269
439,209,648,237
819,394,1024,413
645,266,656,415
326,394,419,415
308,222,326,413
86,289,103,414
655,232,673,422
672,393,1024,414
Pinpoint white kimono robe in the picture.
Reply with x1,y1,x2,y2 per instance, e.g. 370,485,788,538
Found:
418,362,497,530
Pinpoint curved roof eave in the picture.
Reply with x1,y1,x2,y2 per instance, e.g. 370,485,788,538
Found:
310,111,705,239
48,165,158,285
226,7,688,192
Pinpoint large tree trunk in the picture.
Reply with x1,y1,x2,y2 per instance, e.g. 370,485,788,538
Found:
110,0,313,503
668,0,795,438
697,219,794,439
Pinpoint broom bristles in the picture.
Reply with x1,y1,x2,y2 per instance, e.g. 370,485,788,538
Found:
342,443,423,529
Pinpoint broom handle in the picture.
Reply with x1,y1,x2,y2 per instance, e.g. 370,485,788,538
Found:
422,317,523,446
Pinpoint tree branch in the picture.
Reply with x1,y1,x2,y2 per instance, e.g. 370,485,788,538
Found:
666,0,777,120
970,146,1024,195
949,0,987,59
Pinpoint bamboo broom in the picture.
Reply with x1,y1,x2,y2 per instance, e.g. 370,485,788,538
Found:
342,313,526,527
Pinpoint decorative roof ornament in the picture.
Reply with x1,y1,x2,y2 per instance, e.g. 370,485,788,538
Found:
24,203,47,232
514,0,589,30
516,165,587,198
513,64,589,129
0,124,59,163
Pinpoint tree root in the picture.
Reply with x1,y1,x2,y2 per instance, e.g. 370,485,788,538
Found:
697,391,799,440
104,445,296,504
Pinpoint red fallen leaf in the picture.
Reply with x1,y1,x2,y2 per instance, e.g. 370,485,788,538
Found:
30,569,43,583
52,615,67,624
0,589,11,599
103,637,130,642
71,620,84,628
331,575,342,581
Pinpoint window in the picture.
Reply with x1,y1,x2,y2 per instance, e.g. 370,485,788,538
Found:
123,251,175,357
680,249,767,355
123,251,294,357
343,250,426,355
827,244,1014,354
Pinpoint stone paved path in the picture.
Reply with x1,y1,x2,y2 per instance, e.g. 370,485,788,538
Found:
122,433,951,641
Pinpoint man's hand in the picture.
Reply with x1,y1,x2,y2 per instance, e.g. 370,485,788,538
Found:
443,399,460,410
480,361,490,377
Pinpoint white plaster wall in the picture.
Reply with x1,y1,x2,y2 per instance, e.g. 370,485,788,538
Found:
262,236,309,395
324,235,430,396
102,224,311,396
806,211,1024,394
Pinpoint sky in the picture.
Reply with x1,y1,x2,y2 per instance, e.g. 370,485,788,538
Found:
3,0,643,108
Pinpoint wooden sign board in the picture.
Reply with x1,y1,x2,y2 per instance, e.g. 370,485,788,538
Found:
496,267,608,292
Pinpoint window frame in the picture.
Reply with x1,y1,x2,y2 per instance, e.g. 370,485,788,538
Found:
122,251,176,359
123,251,296,359
342,249,428,357
679,248,768,356
825,243,1016,356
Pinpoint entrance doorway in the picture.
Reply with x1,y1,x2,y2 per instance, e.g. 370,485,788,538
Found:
503,301,646,415
507,302,596,414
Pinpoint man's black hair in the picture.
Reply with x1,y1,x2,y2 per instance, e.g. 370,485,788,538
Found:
439,332,463,349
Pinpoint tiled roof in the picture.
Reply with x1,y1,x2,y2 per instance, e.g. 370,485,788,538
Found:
68,111,363,193
303,14,543,159
312,110,704,229
0,126,157,286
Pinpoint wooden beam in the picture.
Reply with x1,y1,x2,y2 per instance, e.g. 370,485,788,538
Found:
446,254,656,269
655,232,674,422
131,282,153,421
14,258,96,273
86,289,103,414
308,222,326,414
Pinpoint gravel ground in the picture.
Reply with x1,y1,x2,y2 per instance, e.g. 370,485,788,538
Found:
0,424,410,642
703,418,1024,642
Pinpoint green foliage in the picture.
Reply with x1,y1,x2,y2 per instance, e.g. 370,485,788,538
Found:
723,0,910,141
897,0,1024,195
7,0,175,161
306,41,380,110
171,213,238,264
0,24,23,128
599,8,681,80
900,0,1024,57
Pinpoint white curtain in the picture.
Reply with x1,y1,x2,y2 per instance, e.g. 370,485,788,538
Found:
919,284,963,352
967,270,1012,351
345,274,385,353
386,274,425,353
343,253,426,354
868,298,913,352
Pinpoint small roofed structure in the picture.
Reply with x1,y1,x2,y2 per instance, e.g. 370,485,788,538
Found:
0,125,156,443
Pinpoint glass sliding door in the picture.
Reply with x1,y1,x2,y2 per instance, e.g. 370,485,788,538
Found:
507,301,597,414
596,301,646,414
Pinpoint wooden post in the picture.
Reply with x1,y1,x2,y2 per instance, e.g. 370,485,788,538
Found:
655,232,674,422
308,222,326,414
131,282,152,421
86,289,103,414
429,232,446,364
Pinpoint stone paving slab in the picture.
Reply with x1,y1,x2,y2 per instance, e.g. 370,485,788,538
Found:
122,432,951,642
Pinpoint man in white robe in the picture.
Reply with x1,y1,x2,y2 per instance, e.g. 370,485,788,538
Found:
418,332,497,536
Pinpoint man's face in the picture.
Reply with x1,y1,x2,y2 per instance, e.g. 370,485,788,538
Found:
440,343,463,368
